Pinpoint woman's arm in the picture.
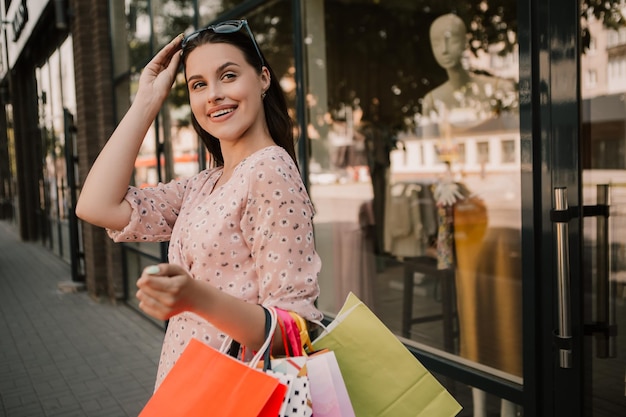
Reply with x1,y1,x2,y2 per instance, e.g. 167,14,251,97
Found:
76,35,183,230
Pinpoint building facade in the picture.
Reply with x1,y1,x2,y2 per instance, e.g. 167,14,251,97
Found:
0,0,624,416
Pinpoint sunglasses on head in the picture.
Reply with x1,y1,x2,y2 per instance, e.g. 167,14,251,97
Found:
181,19,264,67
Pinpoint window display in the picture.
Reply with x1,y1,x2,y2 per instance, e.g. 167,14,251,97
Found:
305,1,522,415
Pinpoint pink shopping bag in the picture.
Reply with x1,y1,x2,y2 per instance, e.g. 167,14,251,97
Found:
306,350,356,417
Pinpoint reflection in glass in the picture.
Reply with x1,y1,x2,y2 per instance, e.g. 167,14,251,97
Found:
580,10,626,416
305,2,522,415
36,37,77,264
421,14,517,125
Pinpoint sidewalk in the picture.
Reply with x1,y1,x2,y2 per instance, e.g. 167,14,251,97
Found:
0,221,164,417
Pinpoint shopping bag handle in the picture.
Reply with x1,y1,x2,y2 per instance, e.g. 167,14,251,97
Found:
222,306,277,372
249,306,277,370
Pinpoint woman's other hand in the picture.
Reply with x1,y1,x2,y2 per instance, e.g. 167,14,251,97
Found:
136,263,200,321
136,263,275,351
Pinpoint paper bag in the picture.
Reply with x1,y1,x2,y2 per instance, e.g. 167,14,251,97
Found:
140,312,287,417
312,293,462,417
306,350,356,417
269,353,313,416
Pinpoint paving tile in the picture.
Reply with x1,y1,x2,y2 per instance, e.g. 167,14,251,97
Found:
0,221,164,417
4,403,46,417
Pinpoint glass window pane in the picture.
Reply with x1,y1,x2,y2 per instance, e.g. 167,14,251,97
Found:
127,0,152,70
151,0,195,46
581,6,626,414
198,0,247,24
305,0,522,394
35,36,78,264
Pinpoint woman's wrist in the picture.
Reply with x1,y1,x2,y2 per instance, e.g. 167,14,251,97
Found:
132,91,167,116
191,283,267,350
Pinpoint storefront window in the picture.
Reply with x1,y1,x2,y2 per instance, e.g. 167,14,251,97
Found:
35,36,77,263
0,104,16,221
198,0,248,24
304,2,522,411
117,0,199,305
124,0,195,189
107,0,526,411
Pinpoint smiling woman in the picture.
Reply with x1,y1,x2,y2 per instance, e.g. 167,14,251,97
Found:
181,20,298,171
184,41,273,187
75,21,322,391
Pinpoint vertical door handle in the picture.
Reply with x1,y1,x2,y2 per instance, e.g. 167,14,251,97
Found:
554,187,573,368
595,184,616,358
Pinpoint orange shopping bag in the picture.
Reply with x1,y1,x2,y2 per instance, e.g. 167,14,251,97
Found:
139,307,287,417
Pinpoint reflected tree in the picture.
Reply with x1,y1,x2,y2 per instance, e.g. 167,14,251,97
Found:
323,0,624,131
580,0,626,50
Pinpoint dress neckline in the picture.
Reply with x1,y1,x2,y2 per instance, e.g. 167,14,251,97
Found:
209,145,282,194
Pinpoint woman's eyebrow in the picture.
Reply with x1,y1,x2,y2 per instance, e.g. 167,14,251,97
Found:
187,61,241,82
187,74,203,83
216,61,239,72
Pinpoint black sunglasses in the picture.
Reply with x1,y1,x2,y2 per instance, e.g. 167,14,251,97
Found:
181,19,264,67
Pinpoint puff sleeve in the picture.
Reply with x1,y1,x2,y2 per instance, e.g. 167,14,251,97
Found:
107,178,190,242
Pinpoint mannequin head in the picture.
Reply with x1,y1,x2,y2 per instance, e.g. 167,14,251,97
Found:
429,14,467,70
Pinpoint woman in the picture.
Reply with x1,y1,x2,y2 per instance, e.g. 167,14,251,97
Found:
75,20,322,389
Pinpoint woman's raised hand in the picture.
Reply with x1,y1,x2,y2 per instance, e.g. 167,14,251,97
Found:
136,34,184,106
75,35,185,231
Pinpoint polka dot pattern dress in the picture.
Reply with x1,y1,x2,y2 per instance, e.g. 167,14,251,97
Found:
107,146,322,389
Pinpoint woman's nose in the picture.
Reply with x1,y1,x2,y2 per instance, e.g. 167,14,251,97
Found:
206,83,223,103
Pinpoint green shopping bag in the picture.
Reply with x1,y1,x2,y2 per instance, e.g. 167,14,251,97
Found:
311,293,462,417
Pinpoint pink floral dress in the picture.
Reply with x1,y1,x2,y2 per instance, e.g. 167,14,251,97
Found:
107,146,322,389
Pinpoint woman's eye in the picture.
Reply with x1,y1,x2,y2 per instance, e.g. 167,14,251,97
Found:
191,81,205,90
222,72,237,81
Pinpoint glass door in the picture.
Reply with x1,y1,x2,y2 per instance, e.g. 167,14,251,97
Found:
533,0,626,415
579,4,626,415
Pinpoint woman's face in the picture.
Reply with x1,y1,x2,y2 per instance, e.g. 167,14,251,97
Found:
185,42,270,145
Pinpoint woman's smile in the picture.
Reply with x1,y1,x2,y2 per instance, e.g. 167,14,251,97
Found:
209,106,236,119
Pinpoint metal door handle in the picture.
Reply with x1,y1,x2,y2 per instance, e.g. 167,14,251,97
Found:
554,187,572,368
595,184,616,358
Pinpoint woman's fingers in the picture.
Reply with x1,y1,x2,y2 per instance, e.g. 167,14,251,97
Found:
139,274,180,294
136,263,193,319
142,262,185,279
136,288,169,320
146,34,183,71
138,35,183,98
136,278,178,319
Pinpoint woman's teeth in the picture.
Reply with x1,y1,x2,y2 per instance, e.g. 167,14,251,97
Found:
211,108,234,118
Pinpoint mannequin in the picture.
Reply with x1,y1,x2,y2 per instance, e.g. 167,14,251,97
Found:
422,13,517,126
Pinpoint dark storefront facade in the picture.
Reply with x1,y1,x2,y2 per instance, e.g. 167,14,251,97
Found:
0,0,625,416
